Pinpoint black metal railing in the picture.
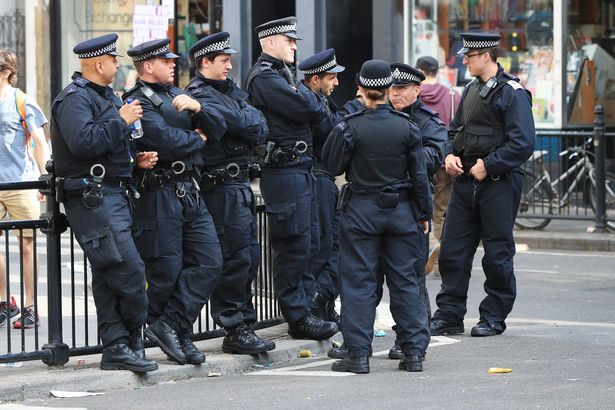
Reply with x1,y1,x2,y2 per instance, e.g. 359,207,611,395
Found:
0,165,281,365
515,106,615,232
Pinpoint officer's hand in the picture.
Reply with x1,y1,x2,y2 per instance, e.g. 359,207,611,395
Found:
119,99,143,126
470,158,487,182
195,128,208,142
445,154,463,177
172,95,201,113
136,151,158,169
419,220,429,235
37,191,46,202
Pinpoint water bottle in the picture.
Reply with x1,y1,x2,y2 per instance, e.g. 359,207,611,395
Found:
125,96,143,139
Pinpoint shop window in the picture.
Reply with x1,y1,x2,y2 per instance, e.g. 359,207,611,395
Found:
412,0,555,125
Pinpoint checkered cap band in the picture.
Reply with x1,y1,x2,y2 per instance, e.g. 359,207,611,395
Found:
193,38,231,58
392,68,422,84
257,23,297,39
462,39,499,49
131,45,172,62
302,57,337,75
359,74,393,88
78,42,117,59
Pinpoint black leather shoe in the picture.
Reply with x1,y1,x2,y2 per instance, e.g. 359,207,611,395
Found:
144,320,187,364
179,333,205,364
129,329,145,360
311,292,329,321
326,301,341,330
327,343,348,359
470,320,502,337
399,354,423,372
429,318,464,336
288,314,338,341
223,323,276,354
388,343,403,360
100,343,158,373
331,356,369,374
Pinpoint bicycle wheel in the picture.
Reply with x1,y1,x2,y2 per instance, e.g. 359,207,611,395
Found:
515,171,553,230
588,171,615,231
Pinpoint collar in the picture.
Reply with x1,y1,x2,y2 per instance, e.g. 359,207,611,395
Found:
138,79,173,93
260,53,285,69
196,72,233,93
477,63,504,84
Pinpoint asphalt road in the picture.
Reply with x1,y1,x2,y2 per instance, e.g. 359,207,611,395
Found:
9,248,615,410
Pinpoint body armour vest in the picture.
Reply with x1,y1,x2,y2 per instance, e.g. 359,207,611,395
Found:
346,109,410,190
452,77,506,158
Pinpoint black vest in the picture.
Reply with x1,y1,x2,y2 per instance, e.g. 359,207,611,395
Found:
346,106,410,190
452,77,506,158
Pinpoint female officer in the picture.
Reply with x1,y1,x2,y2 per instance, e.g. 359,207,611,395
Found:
322,60,431,374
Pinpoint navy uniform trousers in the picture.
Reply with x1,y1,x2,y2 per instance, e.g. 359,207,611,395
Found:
313,171,340,300
435,171,523,332
132,182,223,334
339,195,430,357
260,168,320,323
203,180,258,329
65,187,148,347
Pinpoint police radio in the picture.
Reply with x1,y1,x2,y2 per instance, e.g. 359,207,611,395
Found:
479,77,498,98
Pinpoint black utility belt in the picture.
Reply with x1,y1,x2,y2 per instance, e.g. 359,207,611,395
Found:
264,140,312,167
140,165,193,192
62,178,131,191
338,187,411,211
202,163,260,189
455,173,507,183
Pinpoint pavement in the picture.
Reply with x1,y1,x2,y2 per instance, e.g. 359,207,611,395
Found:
0,324,339,403
1,220,613,404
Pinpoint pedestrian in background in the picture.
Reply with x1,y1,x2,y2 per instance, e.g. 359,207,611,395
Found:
0,48,50,330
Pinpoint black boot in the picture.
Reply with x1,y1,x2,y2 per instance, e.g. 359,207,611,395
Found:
222,323,276,354
100,343,158,373
311,292,329,321
388,343,403,360
429,318,464,336
327,343,348,359
179,333,205,365
326,300,341,330
288,314,338,341
129,329,145,360
331,356,370,374
144,320,187,365
399,354,423,372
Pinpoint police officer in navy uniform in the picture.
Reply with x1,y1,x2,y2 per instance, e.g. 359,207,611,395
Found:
430,32,535,337
323,60,432,374
297,48,346,327
185,32,275,354
384,63,447,358
123,39,225,365
245,17,337,340
51,33,158,372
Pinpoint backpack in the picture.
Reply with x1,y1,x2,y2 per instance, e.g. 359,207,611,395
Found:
15,89,31,147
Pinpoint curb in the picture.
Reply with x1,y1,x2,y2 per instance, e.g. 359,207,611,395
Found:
514,231,615,252
0,325,337,403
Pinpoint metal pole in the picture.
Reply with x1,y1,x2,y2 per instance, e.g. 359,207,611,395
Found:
40,161,69,366
592,105,607,233
49,0,62,100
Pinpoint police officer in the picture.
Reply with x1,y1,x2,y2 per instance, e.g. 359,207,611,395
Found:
51,33,158,372
430,32,535,337
185,32,275,354
323,60,432,374
297,48,346,327
124,39,225,365
385,63,447,358
245,16,337,340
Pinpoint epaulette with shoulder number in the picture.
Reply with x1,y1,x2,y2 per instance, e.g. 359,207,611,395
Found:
391,109,409,119
342,108,366,121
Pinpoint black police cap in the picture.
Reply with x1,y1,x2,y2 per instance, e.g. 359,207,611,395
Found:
357,59,392,89
391,63,425,86
298,48,345,75
457,32,501,55
255,16,301,40
127,39,179,63
189,32,238,59
73,33,121,59
415,56,439,73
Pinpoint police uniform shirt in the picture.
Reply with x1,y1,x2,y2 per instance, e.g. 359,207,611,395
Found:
447,63,535,175
185,73,268,170
322,105,431,221
245,53,327,152
400,98,447,177
51,72,134,179
123,81,227,163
